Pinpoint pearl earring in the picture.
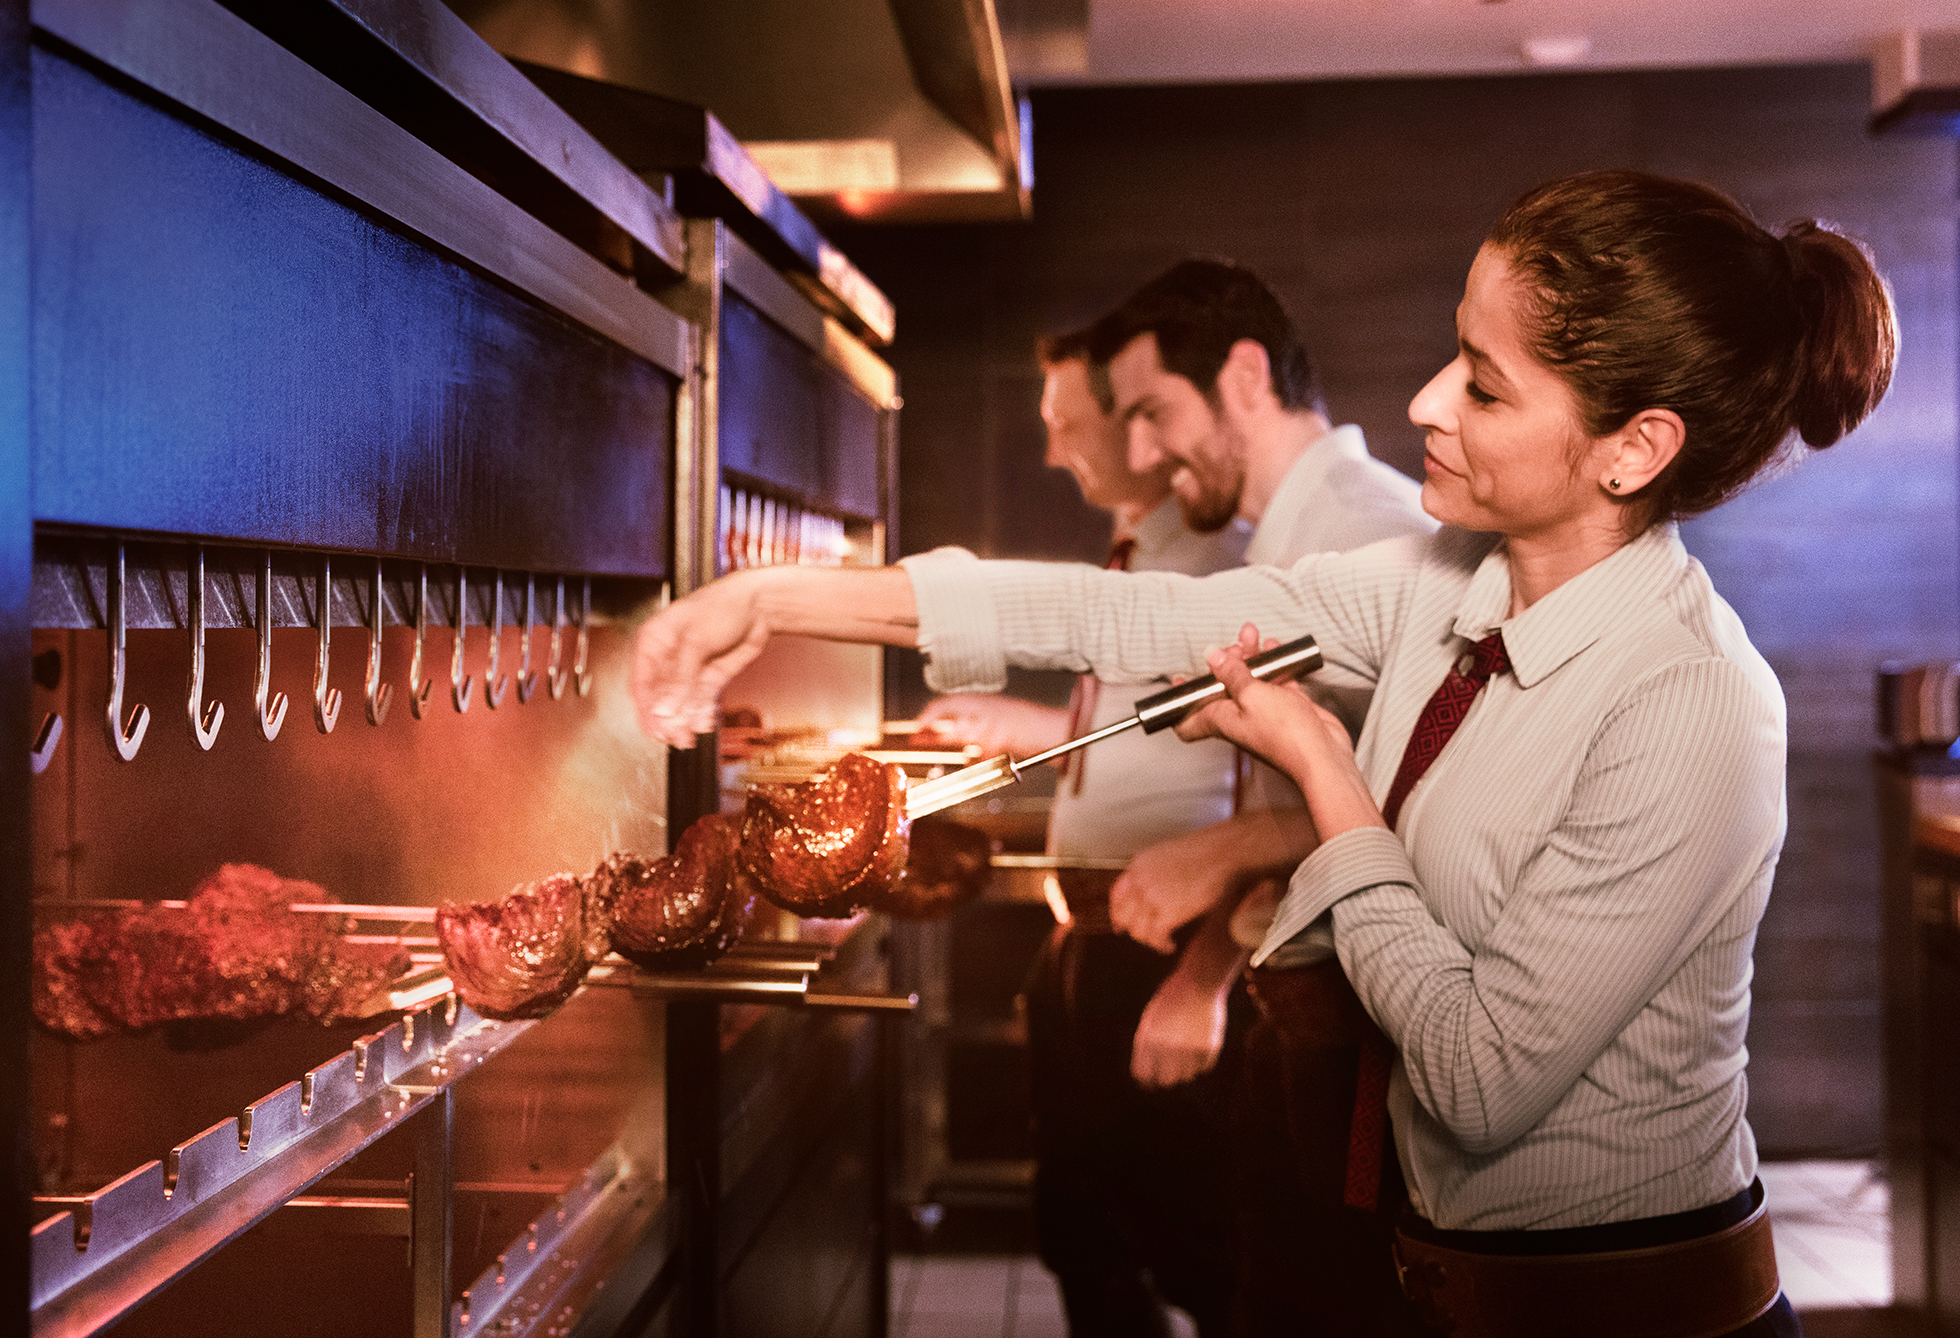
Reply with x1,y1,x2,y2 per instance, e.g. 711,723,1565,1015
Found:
1608,478,1622,492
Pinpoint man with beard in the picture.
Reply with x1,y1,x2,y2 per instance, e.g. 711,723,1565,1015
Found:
918,325,1254,1336
1089,259,1436,1337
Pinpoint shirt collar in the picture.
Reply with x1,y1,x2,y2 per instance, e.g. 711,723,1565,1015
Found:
1449,523,1690,689
1248,422,1367,560
1127,494,1186,558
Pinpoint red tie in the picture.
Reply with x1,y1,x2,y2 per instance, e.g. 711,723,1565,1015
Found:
1345,630,1511,1211
1060,537,1137,794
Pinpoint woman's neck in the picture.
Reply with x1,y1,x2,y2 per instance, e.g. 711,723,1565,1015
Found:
1503,517,1638,616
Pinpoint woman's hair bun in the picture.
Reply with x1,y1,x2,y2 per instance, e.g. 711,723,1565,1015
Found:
1486,171,1900,521
1779,221,1898,450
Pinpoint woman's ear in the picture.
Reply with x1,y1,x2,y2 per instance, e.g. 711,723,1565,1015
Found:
1600,408,1686,496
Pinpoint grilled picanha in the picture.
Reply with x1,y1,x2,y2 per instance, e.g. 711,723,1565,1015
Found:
32,863,411,1041
590,813,754,971
869,816,996,921
738,753,910,918
435,872,608,1021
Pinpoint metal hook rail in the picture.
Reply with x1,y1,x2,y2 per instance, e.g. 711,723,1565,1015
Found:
28,543,619,765
515,573,539,704
408,564,435,720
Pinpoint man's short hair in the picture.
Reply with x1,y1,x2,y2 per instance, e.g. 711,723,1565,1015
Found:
1036,325,1115,413
1086,259,1324,414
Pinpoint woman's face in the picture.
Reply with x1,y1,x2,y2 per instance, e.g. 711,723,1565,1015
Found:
1409,245,1618,541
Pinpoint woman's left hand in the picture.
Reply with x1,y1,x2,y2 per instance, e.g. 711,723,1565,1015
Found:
1178,623,1389,841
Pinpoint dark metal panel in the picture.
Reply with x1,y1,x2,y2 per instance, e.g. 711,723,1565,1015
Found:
31,46,672,575
502,62,896,348
32,0,690,379
214,0,687,279
717,295,884,522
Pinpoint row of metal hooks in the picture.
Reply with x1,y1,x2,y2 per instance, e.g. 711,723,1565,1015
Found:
32,544,597,770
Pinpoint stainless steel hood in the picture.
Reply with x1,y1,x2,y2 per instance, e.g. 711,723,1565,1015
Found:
444,0,1031,224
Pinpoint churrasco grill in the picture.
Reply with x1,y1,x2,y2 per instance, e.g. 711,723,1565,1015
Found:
10,1,909,1334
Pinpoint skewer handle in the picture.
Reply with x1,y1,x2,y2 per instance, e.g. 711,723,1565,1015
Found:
1133,634,1323,733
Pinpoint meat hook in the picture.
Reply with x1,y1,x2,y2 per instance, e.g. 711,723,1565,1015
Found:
408,564,434,720
574,575,593,698
546,575,569,701
255,551,288,740
104,540,150,762
364,557,393,726
483,570,509,709
313,554,341,734
450,566,474,714
515,572,539,704
186,545,224,750
31,713,63,774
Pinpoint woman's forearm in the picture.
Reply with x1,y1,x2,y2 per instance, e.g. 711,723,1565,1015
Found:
754,565,919,645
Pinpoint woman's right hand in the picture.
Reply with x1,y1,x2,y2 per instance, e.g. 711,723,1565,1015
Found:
1180,623,1387,843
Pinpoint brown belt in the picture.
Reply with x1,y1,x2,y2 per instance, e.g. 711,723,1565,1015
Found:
1391,1182,1781,1338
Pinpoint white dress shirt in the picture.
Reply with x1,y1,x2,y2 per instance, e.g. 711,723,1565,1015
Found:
1045,497,1249,860
898,523,1782,1232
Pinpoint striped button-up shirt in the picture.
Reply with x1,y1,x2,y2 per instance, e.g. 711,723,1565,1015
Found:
900,522,1784,1231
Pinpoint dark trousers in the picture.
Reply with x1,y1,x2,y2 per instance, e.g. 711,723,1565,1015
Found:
1027,925,1247,1338
1235,962,1435,1338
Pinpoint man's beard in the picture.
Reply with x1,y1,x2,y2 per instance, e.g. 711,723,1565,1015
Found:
1175,457,1244,533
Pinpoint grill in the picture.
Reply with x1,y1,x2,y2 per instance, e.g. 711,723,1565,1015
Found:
12,1,907,1334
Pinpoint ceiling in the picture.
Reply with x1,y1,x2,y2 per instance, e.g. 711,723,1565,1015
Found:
1004,0,1951,87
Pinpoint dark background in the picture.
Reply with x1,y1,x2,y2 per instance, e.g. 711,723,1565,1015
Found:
834,62,1960,1157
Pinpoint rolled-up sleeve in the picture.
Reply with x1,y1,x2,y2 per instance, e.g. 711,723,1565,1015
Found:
901,534,1435,698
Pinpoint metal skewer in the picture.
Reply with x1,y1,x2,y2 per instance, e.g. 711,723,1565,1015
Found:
904,633,1323,820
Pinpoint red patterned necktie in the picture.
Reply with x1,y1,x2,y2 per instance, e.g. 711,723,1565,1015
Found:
1060,537,1137,795
1345,630,1511,1211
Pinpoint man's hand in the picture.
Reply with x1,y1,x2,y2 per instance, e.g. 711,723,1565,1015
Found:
1109,823,1245,954
1130,962,1232,1088
1130,904,1247,1087
916,695,1071,759
1110,804,1321,954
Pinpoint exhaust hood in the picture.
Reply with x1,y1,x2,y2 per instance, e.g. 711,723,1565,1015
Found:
1872,29,1960,135
444,0,1031,224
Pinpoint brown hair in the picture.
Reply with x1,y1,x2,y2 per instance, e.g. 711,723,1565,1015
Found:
1085,259,1326,416
1035,325,1115,413
1487,171,1897,520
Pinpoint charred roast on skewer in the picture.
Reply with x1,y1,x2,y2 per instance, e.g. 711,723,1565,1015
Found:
737,752,910,918
33,863,411,1041
435,872,604,1021
589,813,754,971
868,815,996,921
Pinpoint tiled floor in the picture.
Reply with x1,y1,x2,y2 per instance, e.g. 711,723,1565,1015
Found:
1758,1160,1891,1310
892,1161,1894,1337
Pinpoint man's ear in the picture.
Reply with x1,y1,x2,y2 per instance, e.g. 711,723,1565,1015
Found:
1600,407,1686,496
1217,339,1273,418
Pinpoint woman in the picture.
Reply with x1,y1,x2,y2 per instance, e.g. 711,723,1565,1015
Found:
635,171,1897,1336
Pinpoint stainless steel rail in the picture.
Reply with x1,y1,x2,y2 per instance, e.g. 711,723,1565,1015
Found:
30,1001,537,1336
